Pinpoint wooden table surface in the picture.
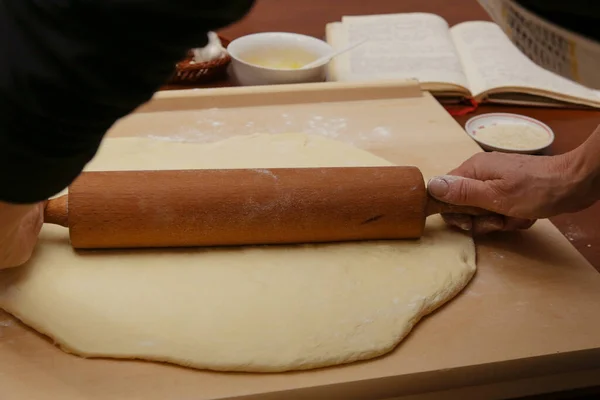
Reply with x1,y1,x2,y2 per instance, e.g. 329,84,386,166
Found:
165,1,600,398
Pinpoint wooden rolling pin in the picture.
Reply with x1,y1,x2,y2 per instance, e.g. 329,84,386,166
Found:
44,166,486,249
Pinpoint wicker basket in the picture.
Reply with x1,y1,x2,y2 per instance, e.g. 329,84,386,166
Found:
168,36,231,85
478,0,600,89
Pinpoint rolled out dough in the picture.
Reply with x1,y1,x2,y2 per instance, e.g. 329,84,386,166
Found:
0,133,476,372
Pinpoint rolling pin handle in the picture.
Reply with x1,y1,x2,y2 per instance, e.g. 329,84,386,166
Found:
44,195,69,227
425,196,490,217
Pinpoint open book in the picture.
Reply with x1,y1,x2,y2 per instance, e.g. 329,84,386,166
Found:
326,13,600,108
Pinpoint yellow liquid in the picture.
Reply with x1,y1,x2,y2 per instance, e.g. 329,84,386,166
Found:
241,47,319,70
246,59,305,69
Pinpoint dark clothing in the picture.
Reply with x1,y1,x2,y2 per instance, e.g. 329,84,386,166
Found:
516,0,600,42
0,0,253,203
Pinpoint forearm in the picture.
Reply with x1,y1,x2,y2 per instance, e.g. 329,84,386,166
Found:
563,125,600,210
552,126,600,212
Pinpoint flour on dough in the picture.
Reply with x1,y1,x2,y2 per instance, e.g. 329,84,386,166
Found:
0,133,476,372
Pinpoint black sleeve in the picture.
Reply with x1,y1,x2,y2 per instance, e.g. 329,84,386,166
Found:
0,0,254,204
515,0,600,42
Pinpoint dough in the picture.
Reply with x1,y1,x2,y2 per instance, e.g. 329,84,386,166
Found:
0,133,476,372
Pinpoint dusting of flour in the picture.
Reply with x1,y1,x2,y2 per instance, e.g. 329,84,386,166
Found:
140,108,394,145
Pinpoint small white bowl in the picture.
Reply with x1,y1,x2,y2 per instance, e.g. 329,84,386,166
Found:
465,113,555,154
227,32,333,86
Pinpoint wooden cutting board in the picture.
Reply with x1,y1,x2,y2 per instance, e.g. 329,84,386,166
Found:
0,80,599,400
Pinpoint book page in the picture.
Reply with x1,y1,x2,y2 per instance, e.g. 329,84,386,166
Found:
450,21,599,103
330,13,470,91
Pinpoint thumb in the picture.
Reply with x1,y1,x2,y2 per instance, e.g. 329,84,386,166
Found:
428,175,496,211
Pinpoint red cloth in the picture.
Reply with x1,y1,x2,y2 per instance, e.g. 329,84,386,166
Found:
443,98,479,116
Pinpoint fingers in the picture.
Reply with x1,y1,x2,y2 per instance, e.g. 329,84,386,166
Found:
472,216,535,235
441,214,473,231
471,215,505,235
428,175,501,213
442,213,503,234
501,217,536,232
442,213,536,235
447,152,503,181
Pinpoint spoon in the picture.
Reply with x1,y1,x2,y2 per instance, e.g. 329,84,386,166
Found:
300,39,368,69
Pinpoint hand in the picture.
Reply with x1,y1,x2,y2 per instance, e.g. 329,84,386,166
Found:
427,150,595,235
0,202,45,269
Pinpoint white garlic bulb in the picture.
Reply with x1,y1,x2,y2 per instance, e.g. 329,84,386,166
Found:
192,32,227,63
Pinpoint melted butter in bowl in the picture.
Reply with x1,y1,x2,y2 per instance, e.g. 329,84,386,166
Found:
240,47,320,70
228,32,333,85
